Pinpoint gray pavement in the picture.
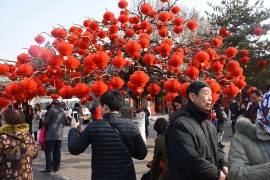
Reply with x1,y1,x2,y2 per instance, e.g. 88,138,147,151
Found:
33,116,232,180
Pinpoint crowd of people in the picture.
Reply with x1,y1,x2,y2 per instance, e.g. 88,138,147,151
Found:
0,82,270,179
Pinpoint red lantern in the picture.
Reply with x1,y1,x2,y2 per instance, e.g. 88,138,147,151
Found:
16,64,33,77
142,54,155,66
0,97,9,108
58,86,74,99
225,47,238,59
120,90,127,96
73,83,91,98
56,42,74,56
92,52,110,70
0,64,10,75
235,79,247,90
37,86,47,96
51,94,59,100
223,84,240,97
210,61,223,73
165,92,178,102
205,79,220,93
110,76,125,89
169,54,183,67
112,56,126,69
195,51,210,63
5,83,21,95
178,82,191,98
147,83,161,95
20,78,38,93
163,79,181,93
253,28,263,36
226,60,240,72
186,20,198,31
91,81,109,97
146,95,153,101
257,60,268,68
130,71,150,87
185,66,199,80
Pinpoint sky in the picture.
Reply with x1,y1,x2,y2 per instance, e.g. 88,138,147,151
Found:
0,0,269,62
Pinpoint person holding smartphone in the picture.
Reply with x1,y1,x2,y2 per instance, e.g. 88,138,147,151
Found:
72,103,83,132
68,90,147,180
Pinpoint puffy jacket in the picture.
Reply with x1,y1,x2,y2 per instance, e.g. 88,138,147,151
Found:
68,113,147,180
0,124,38,179
166,102,227,180
227,117,270,180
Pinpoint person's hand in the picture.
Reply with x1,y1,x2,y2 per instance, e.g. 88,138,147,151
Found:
222,166,228,175
219,170,226,180
71,118,79,128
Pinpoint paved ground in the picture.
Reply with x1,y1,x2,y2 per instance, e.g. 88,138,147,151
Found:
33,115,232,180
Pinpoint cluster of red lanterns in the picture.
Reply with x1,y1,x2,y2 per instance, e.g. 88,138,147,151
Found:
0,0,269,108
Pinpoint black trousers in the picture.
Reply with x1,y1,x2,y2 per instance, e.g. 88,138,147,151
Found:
145,125,149,137
231,120,236,134
45,140,62,170
33,132,37,141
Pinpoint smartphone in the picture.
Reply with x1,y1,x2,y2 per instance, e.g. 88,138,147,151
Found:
73,111,78,122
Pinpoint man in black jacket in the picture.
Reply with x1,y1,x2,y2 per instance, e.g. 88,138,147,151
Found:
229,97,240,135
166,81,228,180
68,90,147,180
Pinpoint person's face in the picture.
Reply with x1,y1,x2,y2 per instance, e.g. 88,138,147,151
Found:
250,93,261,104
189,87,212,113
173,102,182,110
240,104,246,110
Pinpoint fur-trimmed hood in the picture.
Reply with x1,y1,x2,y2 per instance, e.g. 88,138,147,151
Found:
0,123,29,136
236,117,270,141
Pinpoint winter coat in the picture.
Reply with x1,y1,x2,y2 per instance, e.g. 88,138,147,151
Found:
227,117,270,180
32,111,42,132
213,104,226,132
24,110,33,133
89,104,102,121
166,102,228,180
0,123,38,179
44,105,66,141
144,107,150,126
68,113,147,180
229,101,240,120
150,133,169,180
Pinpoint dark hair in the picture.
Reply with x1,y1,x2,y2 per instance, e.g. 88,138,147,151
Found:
74,103,81,108
267,85,270,91
35,104,41,111
216,99,223,105
100,90,124,111
186,81,210,101
51,100,60,106
3,108,25,125
172,95,184,110
250,89,263,97
46,104,51,110
154,118,168,136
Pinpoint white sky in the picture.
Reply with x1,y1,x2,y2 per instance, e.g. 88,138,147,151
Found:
0,0,269,61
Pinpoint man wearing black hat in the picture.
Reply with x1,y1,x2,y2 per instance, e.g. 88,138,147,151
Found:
41,100,66,174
